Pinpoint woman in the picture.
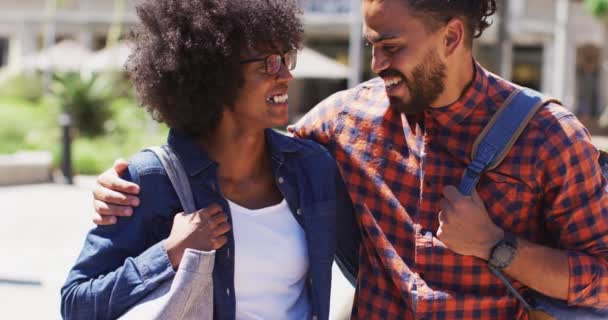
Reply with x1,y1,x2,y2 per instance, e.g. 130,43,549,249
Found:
60,0,355,319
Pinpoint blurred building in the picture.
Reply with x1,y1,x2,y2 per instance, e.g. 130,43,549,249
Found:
476,0,607,130
0,0,606,126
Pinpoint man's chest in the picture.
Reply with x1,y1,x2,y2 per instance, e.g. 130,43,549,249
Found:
334,112,546,241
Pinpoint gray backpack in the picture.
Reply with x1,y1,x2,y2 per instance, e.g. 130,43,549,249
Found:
119,145,214,320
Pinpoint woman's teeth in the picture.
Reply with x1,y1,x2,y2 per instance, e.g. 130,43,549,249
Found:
268,94,288,104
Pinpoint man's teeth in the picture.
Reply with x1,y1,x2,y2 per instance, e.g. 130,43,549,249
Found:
384,78,402,87
268,94,288,104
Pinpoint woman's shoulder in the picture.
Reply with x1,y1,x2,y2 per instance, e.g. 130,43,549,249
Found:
121,149,174,190
269,129,335,162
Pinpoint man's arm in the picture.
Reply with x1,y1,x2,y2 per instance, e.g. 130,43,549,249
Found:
92,90,350,223
92,159,141,225
438,115,608,307
288,89,348,144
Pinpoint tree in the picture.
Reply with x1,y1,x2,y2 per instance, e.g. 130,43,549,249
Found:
585,0,608,119
585,0,608,18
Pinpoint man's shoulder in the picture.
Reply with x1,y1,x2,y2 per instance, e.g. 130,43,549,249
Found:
314,77,389,117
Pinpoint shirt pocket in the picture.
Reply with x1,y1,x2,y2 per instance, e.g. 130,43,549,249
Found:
479,172,541,234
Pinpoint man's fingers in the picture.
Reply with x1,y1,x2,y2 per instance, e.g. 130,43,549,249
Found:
113,159,130,173
471,189,484,206
94,200,133,217
439,198,453,223
442,185,464,203
92,212,117,226
438,210,448,226
92,184,139,206
211,236,228,249
98,167,140,195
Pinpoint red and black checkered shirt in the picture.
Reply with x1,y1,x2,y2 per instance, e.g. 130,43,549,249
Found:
290,62,608,319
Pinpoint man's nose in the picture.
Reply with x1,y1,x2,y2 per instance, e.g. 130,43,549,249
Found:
371,47,390,75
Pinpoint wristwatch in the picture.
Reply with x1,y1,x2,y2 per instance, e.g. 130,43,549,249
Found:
488,231,518,269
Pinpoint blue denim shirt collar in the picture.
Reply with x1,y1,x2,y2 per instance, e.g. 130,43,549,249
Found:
167,128,302,176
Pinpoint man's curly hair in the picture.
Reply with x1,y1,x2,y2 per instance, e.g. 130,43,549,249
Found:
404,0,497,47
126,0,303,138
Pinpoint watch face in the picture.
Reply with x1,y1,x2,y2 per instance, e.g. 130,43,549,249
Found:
492,244,516,269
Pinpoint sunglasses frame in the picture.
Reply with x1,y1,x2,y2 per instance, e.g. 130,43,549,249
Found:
240,50,297,75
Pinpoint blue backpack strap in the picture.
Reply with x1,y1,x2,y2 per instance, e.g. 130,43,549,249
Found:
458,87,560,315
458,88,560,196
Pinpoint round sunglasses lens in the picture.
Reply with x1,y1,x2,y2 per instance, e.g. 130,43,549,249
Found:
266,55,282,75
286,51,297,70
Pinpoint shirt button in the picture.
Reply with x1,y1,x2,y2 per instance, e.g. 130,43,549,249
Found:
278,177,285,184
227,248,230,258
226,288,230,296
312,316,318,320
296,208,302,215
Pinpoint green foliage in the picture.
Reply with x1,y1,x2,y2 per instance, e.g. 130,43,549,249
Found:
0,96,60,154
0,93,168,175
0,72,44,101
585,0,608,18
50,72,115,137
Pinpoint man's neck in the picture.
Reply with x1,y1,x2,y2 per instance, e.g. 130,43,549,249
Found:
431,55,475,108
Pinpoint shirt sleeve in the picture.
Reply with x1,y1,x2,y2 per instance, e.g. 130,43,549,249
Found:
60,163,177,320
287,90,349,147
538,114,608,307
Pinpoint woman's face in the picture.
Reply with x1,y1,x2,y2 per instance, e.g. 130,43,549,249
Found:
227,48,295,130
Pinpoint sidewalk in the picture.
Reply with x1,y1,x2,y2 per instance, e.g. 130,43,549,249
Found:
0,177,355,319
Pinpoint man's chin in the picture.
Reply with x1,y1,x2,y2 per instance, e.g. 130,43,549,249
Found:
388,96,425,115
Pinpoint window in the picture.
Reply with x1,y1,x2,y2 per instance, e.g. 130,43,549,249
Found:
511,45,543,91
0,37,8,66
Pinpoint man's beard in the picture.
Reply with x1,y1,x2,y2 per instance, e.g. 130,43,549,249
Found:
382,48,447,115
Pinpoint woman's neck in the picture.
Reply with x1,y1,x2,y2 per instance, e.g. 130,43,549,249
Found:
199,125,269,181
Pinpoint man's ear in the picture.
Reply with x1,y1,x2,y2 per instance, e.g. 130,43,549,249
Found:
443,18,465,56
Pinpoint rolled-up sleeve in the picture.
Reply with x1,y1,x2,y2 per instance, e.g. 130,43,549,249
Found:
538,114,608,307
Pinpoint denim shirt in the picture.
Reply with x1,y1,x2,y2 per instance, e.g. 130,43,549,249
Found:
61,128,359,320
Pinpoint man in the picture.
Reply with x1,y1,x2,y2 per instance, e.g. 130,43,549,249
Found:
92,0,608,318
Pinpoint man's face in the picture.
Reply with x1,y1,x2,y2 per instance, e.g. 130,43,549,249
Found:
363,0,447,114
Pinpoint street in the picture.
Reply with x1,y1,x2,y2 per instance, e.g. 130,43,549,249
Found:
0,177,355,319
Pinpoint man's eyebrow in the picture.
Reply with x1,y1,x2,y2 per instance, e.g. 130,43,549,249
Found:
365,34,399,44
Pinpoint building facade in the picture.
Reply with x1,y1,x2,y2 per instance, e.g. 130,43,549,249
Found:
0,0,606,125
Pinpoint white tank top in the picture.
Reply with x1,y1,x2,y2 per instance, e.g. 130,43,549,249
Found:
227,199,310,320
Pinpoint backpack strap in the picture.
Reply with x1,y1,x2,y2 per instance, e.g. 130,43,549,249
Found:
145,145,197,214
457,87,560,315
458,88,560,196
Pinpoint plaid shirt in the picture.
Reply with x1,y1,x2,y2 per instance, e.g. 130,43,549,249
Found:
289,62,608,319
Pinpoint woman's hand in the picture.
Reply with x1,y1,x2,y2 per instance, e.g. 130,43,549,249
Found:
164,203,231,269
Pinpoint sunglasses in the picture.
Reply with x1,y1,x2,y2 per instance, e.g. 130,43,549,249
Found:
240,50,297,76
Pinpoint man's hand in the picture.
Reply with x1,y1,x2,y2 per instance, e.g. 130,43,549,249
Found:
164,204,231,269
92,159,141,225
437,185,504,260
